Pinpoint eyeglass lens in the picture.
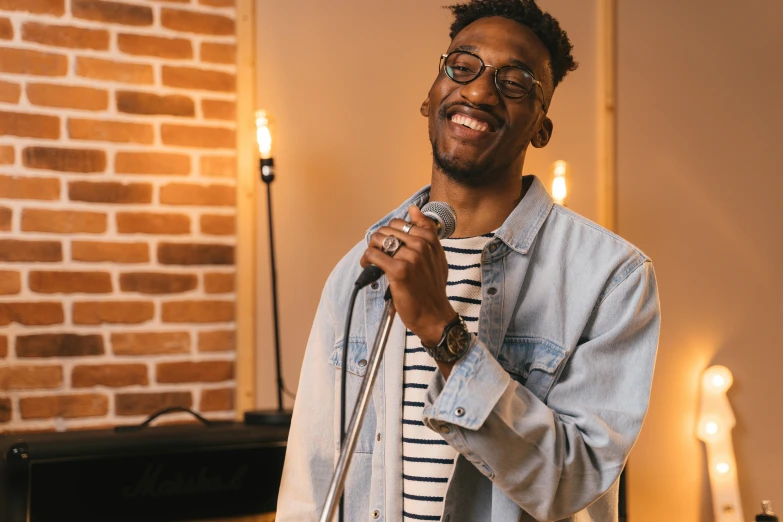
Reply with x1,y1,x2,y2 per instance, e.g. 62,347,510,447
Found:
443,51,535,98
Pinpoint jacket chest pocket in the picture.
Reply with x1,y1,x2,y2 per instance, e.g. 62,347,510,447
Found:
328,338,376,454
496,337,566,402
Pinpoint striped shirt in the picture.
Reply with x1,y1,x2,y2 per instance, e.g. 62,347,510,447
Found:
401,232,493,521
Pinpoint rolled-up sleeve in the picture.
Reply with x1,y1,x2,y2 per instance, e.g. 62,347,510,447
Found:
422,260,660,521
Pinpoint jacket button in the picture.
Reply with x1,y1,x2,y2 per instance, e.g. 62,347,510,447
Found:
439,424,451,434
371,282,379,290
487,287,497,296
455,407,465,417
376,433,382,441
372,509,380,519
488,242,498,253
358,359,367,367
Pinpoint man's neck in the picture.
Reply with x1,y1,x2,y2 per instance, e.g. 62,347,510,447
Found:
429,169,527,238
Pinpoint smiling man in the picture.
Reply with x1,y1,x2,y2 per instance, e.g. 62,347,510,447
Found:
276,1,660,521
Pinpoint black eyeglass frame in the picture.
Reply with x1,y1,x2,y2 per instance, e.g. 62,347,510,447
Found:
439,51,548,113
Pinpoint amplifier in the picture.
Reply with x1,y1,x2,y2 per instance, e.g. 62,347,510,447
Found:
0,421,288,522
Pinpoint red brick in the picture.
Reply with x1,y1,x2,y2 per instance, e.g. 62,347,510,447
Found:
27,83,109,111
115,151,190,175
0,111,59,139
0,0,64,15
22,22,109,50
198,330,234,352
73,301,154,324
117,33,192,59
0,81,20,103
201,42,235,64
119,272,197,294
116,212,190,234
0,206,9,230
0,336,6,358
161,124,234,149
73,0,152,26
162,300,234,323
202,99,235,121
72,364,148,387
112,331,190,356
29,271,112,293
20,393,108,419
23,147,106,173
160,183,235,206
200,155,235,177
0,302,64,326
0,397,9,422
68,118,154,144
116,391,191,416
0,240,62,262
0,174,60,200
76,57,153,84
22,208,107,233
204,272,233,293
200,387,233,411
72,241,149,263
0,271,21,295
69,181,152,204
117,91,195,117
161,8,234,35
0,366,62,390
0,146,12,165
0,47,67,76
201,214,234,235
17,333,104,357
162,66,235,93
158,243,234,265
199,0,233,6
157,360,233,383
0,18,11,40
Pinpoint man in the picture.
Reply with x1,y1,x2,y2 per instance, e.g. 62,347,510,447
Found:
277,1,660,520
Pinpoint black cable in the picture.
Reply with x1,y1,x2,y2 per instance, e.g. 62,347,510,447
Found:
338,283,362,522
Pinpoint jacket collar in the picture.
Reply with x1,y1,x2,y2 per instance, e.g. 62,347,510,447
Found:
366,175,553,255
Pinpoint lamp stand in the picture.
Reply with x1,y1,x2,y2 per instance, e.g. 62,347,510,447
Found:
244,158,292,427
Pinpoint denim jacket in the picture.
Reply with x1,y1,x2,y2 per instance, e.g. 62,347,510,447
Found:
276,175,660,522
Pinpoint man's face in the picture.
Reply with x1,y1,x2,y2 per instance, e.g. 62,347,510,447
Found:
422,16,553,185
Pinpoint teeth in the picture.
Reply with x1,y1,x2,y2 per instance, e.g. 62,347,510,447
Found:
450,114,490,132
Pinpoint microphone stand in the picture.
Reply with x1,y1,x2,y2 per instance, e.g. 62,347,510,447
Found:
319,290,396,522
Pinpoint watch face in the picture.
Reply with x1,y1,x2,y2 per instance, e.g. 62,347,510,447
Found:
446,323,471,356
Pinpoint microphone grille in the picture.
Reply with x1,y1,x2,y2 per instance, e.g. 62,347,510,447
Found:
421,201,457,239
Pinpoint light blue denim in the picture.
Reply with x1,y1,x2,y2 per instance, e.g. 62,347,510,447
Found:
276,175,660,522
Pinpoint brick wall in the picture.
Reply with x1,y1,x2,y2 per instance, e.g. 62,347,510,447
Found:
0,0,238,431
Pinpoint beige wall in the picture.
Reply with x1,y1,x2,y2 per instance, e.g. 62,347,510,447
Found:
618,0,783,519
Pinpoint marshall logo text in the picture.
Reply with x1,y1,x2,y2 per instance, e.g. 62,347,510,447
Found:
122,463,248,499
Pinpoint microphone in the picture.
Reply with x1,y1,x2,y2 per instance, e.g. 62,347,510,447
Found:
355,201,457,289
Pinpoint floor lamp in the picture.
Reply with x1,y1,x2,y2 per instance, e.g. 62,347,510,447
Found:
244,110,293,427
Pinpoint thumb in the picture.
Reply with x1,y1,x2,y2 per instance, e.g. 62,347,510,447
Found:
408,205,436,231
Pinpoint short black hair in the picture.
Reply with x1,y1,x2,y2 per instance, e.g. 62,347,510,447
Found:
446,0,578,88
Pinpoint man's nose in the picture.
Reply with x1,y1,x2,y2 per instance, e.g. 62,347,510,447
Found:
459,68,500,107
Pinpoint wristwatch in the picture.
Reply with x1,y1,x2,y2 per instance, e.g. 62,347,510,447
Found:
422,314,472,363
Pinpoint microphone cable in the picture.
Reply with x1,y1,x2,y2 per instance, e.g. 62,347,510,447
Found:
338,282,362,522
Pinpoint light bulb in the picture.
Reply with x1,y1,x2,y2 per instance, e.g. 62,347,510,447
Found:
705,421,719,435
551,160,569,205
702,365,733,393
716,462,730,474
256,110,274,159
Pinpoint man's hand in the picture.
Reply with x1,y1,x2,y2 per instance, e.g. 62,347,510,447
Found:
360,205,457,349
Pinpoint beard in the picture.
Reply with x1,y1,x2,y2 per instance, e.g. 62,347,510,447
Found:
431,137,491,187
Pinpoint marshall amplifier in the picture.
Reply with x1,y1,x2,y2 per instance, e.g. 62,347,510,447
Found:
0,420,288,522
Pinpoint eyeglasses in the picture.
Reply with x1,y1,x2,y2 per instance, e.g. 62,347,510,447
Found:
439,50,548,112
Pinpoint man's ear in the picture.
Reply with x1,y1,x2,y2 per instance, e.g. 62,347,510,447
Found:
531,117,553,148
420,97,430,117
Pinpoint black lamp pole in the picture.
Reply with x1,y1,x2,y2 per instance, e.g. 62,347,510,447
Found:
244,156,292,426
